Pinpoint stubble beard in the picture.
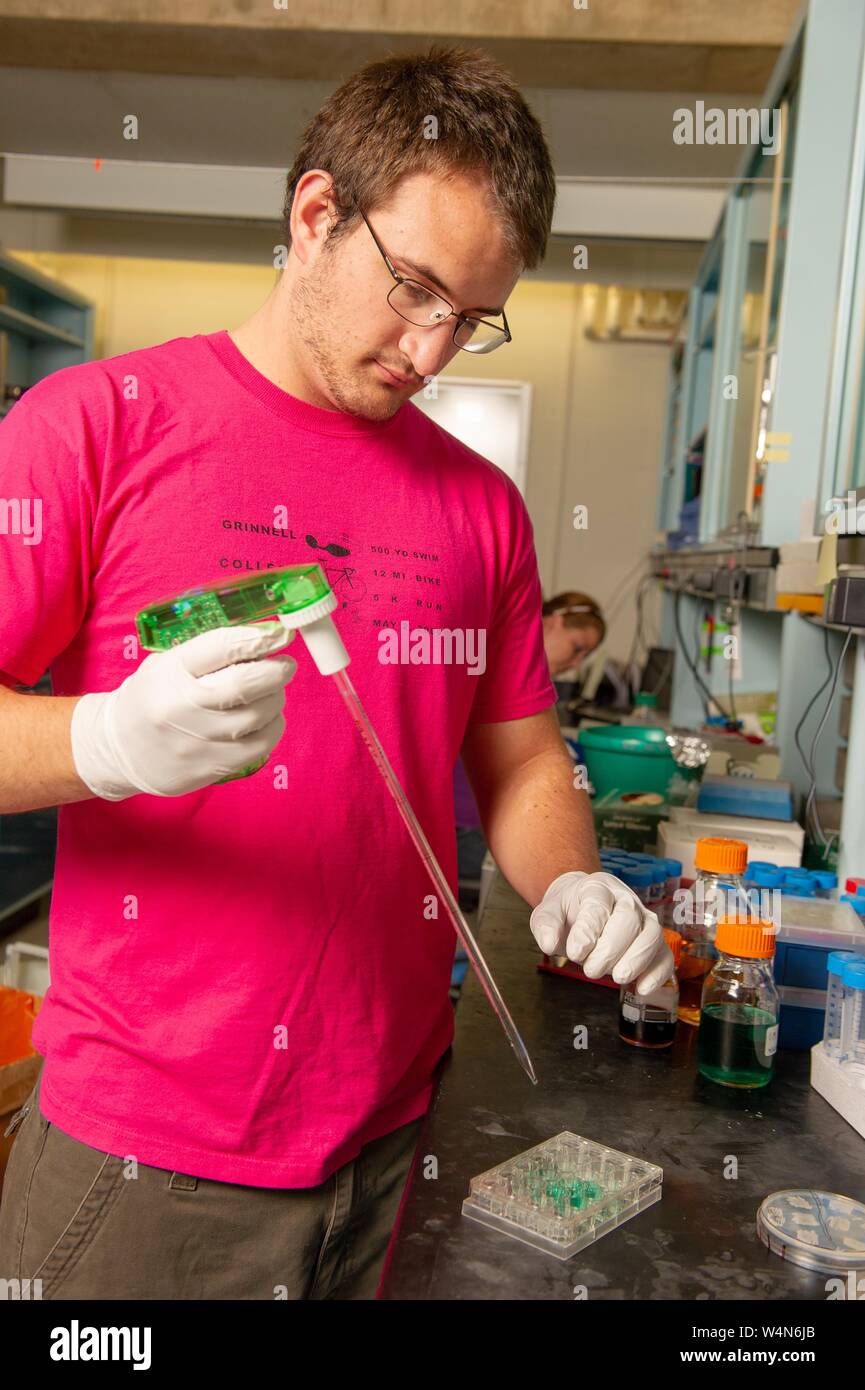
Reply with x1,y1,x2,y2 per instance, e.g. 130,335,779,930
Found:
289,261,402,423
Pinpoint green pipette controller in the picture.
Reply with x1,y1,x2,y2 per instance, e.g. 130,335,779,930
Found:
135,563,350,780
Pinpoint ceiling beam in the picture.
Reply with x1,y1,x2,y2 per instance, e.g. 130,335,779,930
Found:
0,0,802,91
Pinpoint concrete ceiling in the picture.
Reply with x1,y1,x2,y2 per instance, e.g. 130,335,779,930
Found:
0,70,765,179
0,0,802,89
0,0,804,263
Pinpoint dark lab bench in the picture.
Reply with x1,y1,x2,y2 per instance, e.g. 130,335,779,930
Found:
380,870,865,1301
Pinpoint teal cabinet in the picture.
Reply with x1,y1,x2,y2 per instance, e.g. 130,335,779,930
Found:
0,251,94,417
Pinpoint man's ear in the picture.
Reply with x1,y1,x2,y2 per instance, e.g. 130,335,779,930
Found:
289,170,338,266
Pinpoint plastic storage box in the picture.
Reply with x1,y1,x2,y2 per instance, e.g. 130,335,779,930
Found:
773,898,865,1049
697,775,794,821
774,897,865,987
461,1131,663,1260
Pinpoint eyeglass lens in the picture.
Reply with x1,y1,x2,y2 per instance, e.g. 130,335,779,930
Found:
388,281,506,351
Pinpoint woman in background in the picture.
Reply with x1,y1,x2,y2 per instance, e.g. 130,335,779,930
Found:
454,592,606,915
539,591,607,680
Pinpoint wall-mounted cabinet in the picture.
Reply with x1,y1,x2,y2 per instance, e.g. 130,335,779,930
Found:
0,251,92,923
657,0,865,548
0,249,93,417
655,0,865,882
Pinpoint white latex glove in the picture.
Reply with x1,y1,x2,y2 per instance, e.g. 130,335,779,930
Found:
71,621,297,800
530,871,673,995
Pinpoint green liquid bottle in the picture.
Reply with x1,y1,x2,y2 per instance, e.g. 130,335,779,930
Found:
697,915,779,1089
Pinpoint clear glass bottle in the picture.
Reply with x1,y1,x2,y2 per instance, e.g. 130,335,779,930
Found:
675,837,748,1026
619,929,682,1050
698,916,779,1089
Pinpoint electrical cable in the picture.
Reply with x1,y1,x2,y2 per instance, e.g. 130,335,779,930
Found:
577,556,653,702
625,573,657,692
724,512,751,727
793,628,833,784
647,649,674,699
673,588,725,720
803,630,853,847
693,597,728,720
727,644,739,727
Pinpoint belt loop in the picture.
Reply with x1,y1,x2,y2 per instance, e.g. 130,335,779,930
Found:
168,1172,198,1191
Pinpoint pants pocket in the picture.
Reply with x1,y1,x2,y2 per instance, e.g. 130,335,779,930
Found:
18,1124,127,1300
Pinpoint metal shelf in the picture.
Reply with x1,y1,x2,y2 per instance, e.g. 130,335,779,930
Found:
0,304,85,348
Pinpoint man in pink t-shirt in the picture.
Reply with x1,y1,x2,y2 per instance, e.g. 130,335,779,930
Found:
0,47,670,1299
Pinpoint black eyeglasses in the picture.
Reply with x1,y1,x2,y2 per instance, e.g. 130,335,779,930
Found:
358,210,512,355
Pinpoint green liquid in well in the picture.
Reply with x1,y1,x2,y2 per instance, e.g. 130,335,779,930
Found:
698,1003,776,1088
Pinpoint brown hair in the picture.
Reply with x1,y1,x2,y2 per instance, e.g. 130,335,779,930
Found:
283,45,556,270
542,592,606,643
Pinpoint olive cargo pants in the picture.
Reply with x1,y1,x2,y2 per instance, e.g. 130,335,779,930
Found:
0,1072,422,1300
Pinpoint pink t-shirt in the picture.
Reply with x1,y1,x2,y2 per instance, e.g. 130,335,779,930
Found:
0,330,556,1187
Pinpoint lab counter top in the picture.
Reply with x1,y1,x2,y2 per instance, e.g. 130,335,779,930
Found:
379,871,865,1301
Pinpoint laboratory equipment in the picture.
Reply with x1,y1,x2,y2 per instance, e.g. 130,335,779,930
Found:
619,865,653,906
659,808,804,879
662,858,682,896
811,1040,865,1137
618,928,681,1049
698,916,779,1089
746,862,844,904
841,894,865,925
696,775,794,821
136,565,334,651
579,724,689,799
676,836,748,1026
782,875,816,897
756,1190,865,1276
461,1131,663,1260
812,870,838,897
332,665,537,1084
137,565,538,1085
649,863,668,904
623,691,659,726
824,953,860,1059
773,897,865,1049
746,864,782,890
839,958,865,1069
137,565,342,781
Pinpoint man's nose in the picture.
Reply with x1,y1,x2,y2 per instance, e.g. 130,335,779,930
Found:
399,323,458,380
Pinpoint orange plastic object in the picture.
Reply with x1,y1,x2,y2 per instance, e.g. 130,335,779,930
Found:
694,836,748,875
776,592,823,615
715,916,777,959
662,928,683,966
0,986,40,1065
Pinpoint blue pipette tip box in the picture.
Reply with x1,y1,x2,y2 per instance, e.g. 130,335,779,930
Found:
461,1131,663,1260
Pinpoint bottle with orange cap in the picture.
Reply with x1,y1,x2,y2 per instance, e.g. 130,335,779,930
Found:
675,836,749,1026
697,916,780,1088
618,927,683,1050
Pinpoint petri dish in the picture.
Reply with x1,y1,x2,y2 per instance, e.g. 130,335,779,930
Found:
756,1189,865,1273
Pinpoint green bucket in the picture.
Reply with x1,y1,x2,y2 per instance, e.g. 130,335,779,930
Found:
579,725,688,799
